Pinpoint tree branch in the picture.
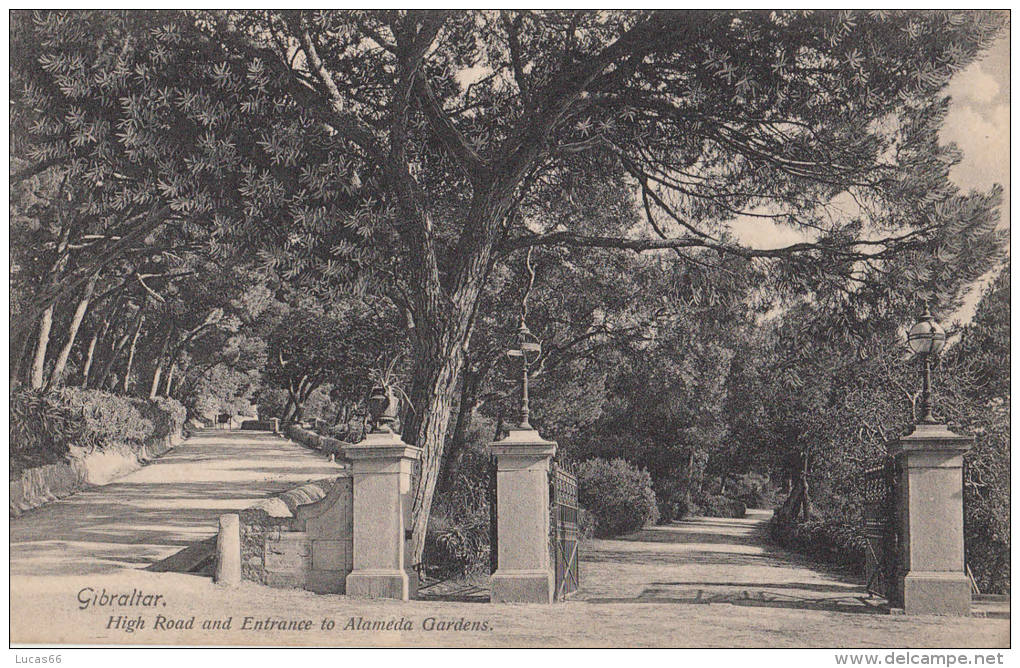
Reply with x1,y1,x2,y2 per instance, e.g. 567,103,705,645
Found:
412,75,487,182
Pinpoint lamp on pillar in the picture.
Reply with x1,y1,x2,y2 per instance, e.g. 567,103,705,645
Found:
906,305,946,424
893,302,972,616
507,316,541,430
488,250,557,603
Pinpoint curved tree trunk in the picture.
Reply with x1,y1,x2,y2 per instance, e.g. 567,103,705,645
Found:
79,331,99,388
148,331,172,399
121,310,145,394
47,273,98,389
85,294,124,388
162,362,175,397
96,305,143,390
281,396,296,422
30,226,73,389
29,304,55,390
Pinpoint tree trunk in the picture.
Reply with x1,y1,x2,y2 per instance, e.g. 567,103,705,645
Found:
148,331,172,399
96,305,142,390
777,454,812,522
29,304,55,390
684,447,696,507
12,325,35,386
799,455,812,520
149,361,164,400
439,363,485,491
85,294,124,388
30,226,72,389
281,395,296,422
47,273,98,389
406,333,470,566
162,362,175,398
80,331,99,388
121,310,145,394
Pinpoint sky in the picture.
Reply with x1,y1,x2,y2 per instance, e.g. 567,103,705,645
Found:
734,35,1010,251
732,33,1010,325
939,35,1010,324
942,35,1010,229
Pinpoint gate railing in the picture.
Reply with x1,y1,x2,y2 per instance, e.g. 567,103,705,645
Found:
550,462,579,600
862,456,901,606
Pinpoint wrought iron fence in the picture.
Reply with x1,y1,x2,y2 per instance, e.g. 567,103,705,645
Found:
862,457,901,606
550,462,579,600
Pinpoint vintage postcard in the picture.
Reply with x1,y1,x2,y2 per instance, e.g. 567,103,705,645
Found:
9,9,1009,653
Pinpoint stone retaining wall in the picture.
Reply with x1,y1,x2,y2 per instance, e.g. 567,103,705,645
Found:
9,430,183,517
285,424,350,461
237,475,354,594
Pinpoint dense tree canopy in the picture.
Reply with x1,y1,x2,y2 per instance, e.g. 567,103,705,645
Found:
10,10,1008,567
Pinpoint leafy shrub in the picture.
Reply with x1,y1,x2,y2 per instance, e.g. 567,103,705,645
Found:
56,387,151,444
767,514,867,575
722,473,773,509
652,475,688,524
699,494,747,518
10,389,96,477
254,386,289,420
137,396,186,440
424,503,491,579
576,458,659,537
10,388,185,479
422,445,492,578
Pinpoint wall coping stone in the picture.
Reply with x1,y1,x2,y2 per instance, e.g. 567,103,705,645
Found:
242,475,352,520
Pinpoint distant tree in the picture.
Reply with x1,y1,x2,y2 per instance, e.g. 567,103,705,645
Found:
263,302,401,422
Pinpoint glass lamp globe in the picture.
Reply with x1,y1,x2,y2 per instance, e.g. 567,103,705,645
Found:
514,321,542,365
907,310,946,356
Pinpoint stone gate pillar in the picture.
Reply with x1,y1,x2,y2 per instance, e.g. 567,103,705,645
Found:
343,429,421,600
893,422,972,616
489,428,556,603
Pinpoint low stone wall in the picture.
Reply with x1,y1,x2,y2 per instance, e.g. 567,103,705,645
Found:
236,475,354,594
285,424,350,461
9,430,183,517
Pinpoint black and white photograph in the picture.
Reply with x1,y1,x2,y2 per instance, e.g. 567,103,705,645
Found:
8,9,1010,652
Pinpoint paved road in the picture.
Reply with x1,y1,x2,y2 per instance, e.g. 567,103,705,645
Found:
577,509,877,612
9,429,344,576
10,505,1007,646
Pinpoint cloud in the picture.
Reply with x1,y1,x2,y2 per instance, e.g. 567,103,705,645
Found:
946,66,1001,105
942,102,1010,193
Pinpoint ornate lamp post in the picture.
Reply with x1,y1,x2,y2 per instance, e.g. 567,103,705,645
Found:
891,304,972,616
507,316,541,430
906,305,946,424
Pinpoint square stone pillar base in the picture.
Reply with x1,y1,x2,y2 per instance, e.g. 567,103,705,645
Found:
893,422,972,617
490,569,554,604
346,569,409,600
902,572,971,616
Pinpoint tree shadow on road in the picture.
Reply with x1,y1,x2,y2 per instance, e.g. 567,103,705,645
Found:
583,586,889,615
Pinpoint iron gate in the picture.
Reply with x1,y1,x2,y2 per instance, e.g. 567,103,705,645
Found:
550,463,579,600
488,455,498,575
863,457,901,606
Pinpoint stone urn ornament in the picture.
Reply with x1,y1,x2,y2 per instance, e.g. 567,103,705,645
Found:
367,384,399,433
367,357,412,434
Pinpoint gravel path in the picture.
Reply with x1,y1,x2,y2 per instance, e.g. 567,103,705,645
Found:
8,437,1008,647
